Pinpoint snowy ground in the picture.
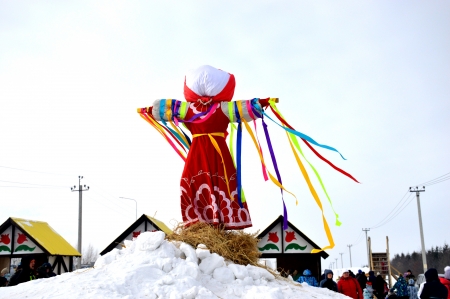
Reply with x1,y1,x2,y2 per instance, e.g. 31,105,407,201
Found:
1,232,348,299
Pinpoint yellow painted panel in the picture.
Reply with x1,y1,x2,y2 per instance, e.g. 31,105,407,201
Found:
145,215,172,235
11,218,81,256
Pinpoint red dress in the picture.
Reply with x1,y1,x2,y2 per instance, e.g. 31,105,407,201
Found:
180,102,252,229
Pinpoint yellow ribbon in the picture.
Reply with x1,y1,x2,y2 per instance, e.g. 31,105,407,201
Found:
138,110,187,161
169,121,190,150
285,130,335,253
192,133,233,201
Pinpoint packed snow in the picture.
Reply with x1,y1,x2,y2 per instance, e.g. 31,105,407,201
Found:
2,231,348,299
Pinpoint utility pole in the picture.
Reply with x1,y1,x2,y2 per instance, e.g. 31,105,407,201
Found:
71,176,89,270
363,228,370,268
410,186,427,272
335,258,338,269
347,244,353,267
339,252,344,268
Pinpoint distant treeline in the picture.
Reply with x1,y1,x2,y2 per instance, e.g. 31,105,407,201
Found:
391,243,450,275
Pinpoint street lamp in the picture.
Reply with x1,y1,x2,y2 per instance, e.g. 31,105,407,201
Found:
120,197,137,220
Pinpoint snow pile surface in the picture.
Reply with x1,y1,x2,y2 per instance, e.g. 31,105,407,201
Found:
2,232,347,299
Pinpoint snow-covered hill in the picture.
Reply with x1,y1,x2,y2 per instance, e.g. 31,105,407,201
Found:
2,232,347,299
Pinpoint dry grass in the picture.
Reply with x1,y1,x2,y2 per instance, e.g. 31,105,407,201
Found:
166,222,262,266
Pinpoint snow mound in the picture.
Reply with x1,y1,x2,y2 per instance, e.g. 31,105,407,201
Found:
2,231,347,299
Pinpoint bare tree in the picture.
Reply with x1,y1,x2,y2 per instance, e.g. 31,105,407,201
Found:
81,243,99,265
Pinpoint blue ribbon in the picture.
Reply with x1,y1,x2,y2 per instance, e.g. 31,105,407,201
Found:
261,117,288,230
260,110,346,160
235,102,243,208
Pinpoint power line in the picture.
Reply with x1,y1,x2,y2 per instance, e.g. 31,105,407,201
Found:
352,230,364,246
0,179,68,188
0,185,66,189
84,193,130,218
83,178,136,212
369,172,450,230
370,193,415,229
0,165,73,177
369,190,410,229
423,176,450,187
90,189,134,213
416,171,450,186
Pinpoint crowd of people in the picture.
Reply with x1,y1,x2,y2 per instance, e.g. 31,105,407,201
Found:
0,255,57,287
287,266,450,299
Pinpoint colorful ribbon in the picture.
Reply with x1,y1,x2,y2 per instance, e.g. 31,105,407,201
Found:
269,103,358,183
138,109,186,161
285,130,335,253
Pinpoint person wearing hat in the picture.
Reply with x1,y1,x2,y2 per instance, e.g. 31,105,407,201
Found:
319,269,338,291
363,281,374,299
420,268,448,299
8,256,36,286
405,269,415,282
373,274,388,299
406,278,417,299
337,270,363,299
36,262,56,279
297,269,318,287
356,269,367,291
390,274,408,299
368,270,376,284
438,266,450,299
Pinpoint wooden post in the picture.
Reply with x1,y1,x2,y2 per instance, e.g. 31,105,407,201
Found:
387,236,392,288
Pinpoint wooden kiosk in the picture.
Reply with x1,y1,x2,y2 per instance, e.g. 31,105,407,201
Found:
100,214,172,255
257,215,329,281
0,217,81,274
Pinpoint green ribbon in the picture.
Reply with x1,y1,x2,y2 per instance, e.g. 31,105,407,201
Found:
271,102,341,226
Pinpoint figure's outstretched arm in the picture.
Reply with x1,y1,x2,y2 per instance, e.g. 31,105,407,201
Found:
150,99,189,122
221,98,278,123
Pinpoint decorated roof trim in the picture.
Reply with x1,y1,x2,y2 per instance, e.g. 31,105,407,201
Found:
257,215,329,259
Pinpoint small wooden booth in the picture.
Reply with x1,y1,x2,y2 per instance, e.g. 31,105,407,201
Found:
100,214,172,255
257,215,328,281
0,217,81,274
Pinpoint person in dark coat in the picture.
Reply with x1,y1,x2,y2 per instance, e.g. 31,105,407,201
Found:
349,269,356,278
320,269,331,281
8,256,36,286
356,270,367,290
319,269,338,291
46,263,56,277
368,270,376,284
373,274,388,299
36,262,56,279
420,268,448,299
405,269,415,282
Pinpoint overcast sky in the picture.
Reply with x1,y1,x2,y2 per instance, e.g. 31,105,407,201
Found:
1,1,449,271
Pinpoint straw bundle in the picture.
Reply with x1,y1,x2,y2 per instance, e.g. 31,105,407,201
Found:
166,222,261,266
